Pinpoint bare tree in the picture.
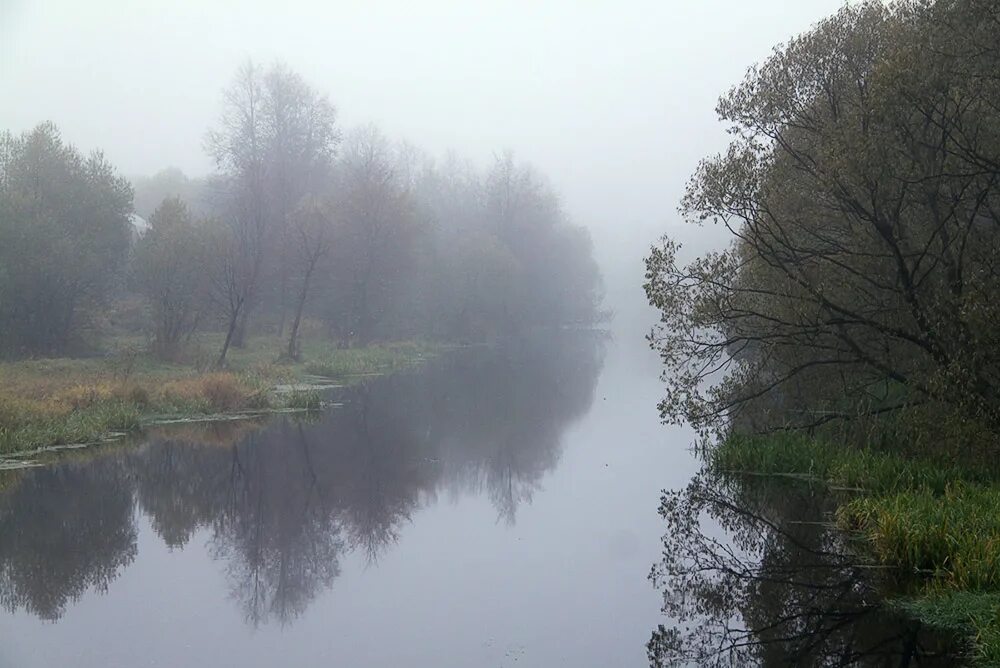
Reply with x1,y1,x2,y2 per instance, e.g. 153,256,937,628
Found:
209,208,264,369
205,61,339,354
205,61,269,357
261,64,339,336
286,197,333,361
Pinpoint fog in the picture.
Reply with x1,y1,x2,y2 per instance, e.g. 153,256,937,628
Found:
1,0,844,331
9,2,999,665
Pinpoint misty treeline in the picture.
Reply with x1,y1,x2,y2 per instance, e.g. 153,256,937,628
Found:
645,0,1000,443
0,63,604,363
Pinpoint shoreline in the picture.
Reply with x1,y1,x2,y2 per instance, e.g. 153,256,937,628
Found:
711,434,1000,665
0,337,444,459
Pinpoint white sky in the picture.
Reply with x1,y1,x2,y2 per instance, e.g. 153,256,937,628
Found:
1,0,846,315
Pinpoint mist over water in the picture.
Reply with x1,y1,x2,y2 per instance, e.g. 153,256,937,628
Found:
3,1,971,666
0,335,691,667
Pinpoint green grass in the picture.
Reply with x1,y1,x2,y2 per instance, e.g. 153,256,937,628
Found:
711,432,994,494
838,484,1000,589
303,341,441,377
0,336,442,455
281,389,324,410
895,592,1000,666
710,432,1000,665
0,401,141,453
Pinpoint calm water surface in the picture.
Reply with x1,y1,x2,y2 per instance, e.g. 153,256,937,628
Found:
0,335,966,666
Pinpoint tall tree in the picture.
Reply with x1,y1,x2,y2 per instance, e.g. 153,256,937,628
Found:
325,126,419,345
286,196,333,360
261,63,340,336
205,61,338,357
0,123,132,356
205,61,269,356
645,0,1000,435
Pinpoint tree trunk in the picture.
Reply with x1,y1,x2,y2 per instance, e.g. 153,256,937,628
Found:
277,263,288,338
216,303,242,369
232,305,250,348
286,298,305,361
287,257,318,361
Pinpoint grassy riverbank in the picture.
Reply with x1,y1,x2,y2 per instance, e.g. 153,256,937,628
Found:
0,337,442,456
711,434,1000,666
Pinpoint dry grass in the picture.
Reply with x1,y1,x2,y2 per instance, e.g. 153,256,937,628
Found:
158,373,263,413
0,359,273,454
0,336,441,454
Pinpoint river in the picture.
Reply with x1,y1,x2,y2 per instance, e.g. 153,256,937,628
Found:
0,334,967,666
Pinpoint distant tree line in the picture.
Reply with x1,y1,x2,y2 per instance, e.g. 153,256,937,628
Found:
645,0,1000,439
0,62,604,361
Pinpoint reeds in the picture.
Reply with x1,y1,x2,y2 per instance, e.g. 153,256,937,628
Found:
710,432,1000,664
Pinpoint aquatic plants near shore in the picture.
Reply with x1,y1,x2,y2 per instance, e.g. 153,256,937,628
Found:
709,433,1000,666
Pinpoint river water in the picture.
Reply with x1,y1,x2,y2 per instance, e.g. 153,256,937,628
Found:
0,334,967,666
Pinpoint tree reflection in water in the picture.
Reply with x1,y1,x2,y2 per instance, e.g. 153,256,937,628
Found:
647,470,967,667
0,460,137,621
0,334,606,627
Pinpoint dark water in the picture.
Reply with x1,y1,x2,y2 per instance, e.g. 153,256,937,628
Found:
0,335,967,667
647,472,967,666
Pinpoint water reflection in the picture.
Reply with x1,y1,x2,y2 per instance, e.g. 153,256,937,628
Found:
647,469,966,667
0,461,137,621
0,335,606,626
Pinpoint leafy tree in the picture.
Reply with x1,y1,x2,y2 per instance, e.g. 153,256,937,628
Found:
131,197,212,359
323,126,420,345
645,0,1000,436
400,150,605,341
0,122,132,355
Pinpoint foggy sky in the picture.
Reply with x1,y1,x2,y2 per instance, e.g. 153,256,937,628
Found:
1,0,844,319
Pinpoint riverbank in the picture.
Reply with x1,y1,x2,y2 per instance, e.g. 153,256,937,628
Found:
711,434,1000,666
0,337,442,456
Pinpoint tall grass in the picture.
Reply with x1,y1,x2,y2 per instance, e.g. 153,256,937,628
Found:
896,592,1000,666
0,401,140,454
838,484,1000,590
711,432,1000,664
282,389,324,410
0,337,440,454
711,433,994,494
